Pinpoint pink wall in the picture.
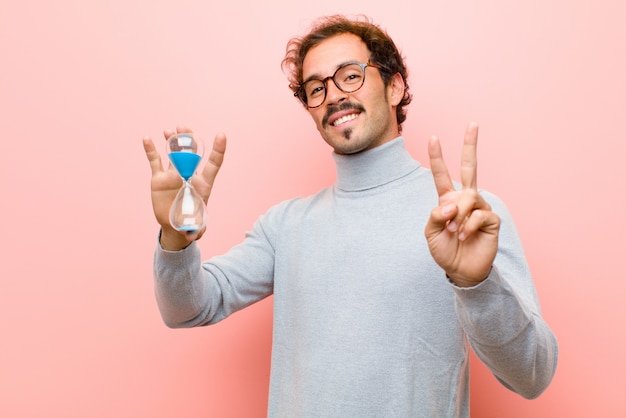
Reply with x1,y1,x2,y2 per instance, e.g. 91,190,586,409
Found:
1,1,624,417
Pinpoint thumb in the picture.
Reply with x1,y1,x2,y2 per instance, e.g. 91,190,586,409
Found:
425,203,458,237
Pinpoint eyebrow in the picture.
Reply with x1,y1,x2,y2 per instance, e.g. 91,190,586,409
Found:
302,60,362,84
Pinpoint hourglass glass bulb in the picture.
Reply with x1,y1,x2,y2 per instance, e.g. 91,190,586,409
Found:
169,180,207,231
166,133,204,180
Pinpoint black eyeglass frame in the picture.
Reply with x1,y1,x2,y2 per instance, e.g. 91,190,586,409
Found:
294,61,382,108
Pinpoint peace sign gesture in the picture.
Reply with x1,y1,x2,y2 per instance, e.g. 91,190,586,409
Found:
424,123,500,287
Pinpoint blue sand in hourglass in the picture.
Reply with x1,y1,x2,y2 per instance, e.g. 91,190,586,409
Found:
178,225,199,231
169,151,201,180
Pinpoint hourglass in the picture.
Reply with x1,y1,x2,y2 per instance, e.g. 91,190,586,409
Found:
166,132,206,231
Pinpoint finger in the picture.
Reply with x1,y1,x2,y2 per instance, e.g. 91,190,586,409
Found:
460,122,479,190
458,210,500,241
163,125,194,141
428,135,454,197
176,125,193,134
200,132,227,186
424,203,458,237
142,136,164,175
449,189,491,232
163,128,176,141
185,226,206,242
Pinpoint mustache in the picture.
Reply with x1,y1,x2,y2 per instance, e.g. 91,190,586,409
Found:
322,102,365,127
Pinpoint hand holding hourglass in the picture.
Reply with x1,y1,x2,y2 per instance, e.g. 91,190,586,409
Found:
143,127,227,251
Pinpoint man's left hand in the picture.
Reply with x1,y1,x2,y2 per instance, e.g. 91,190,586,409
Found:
424,122,500,287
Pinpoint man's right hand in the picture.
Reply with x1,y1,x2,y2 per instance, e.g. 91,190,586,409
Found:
143,126,227,251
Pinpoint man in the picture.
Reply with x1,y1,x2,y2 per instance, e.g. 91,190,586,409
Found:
143,15,557,417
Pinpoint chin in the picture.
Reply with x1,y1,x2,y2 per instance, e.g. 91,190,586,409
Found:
331,142,369,155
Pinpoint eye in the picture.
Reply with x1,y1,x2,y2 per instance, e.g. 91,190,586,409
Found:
344,73,362,83
338,65,364,85
306,82,325,98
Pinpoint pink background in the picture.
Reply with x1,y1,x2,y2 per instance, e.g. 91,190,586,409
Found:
1,1,625,417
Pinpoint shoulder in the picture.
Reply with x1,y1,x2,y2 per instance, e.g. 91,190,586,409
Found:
258,187,333,224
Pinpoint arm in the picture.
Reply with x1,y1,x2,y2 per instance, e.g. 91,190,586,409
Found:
424,123,558,398
453,194,558,399
144,126,256,327
153,216,276,328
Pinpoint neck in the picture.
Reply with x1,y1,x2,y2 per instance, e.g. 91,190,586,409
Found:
332,137,420,192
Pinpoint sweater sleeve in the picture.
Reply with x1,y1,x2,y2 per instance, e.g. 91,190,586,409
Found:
452,192,558,399
153,207,279,328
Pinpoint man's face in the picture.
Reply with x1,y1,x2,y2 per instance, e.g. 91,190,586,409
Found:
301,33,403,155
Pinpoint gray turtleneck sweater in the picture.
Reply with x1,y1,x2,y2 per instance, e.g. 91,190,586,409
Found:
154,137,558,417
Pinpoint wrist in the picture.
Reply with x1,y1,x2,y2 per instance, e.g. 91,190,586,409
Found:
159,227,192,251
446,267,493,288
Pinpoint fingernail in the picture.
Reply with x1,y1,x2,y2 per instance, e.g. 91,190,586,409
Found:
447,220,458,232
441,204,455,216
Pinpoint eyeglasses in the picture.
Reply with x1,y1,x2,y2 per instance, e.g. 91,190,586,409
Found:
294,62,380,108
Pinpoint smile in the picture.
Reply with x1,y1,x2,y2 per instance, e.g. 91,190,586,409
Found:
331,112,359,127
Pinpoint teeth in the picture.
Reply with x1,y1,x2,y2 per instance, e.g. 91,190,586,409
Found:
332,113,358,126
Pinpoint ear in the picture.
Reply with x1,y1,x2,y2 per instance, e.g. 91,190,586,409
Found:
387,72,405,106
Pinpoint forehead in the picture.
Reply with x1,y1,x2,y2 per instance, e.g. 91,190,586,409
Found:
302,33,370,79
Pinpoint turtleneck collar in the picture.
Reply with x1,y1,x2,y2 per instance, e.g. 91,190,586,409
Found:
332,137,421,192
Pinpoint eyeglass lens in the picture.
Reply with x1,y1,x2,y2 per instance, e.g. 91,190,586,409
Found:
302,63,367,108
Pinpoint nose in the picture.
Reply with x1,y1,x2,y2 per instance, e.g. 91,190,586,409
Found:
324,78,348,106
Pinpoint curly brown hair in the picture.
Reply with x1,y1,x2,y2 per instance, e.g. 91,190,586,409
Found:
282,15,412,131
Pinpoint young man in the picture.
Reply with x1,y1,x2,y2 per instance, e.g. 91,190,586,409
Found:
143,15,557,417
